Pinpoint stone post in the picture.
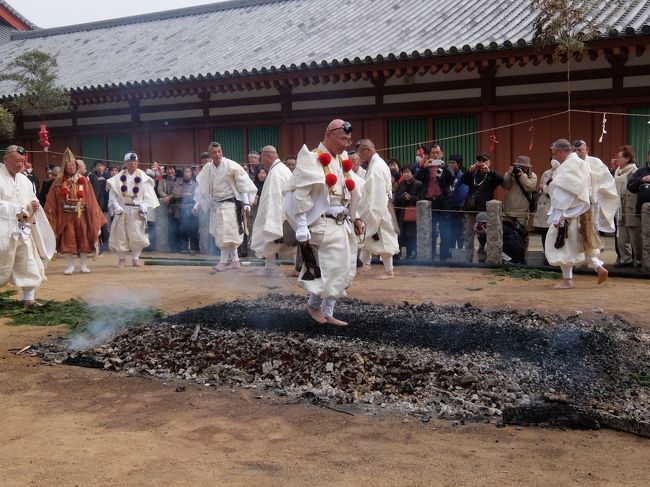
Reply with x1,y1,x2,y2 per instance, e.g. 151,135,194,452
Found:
485,199,503,264
416,199,432,260
642,202,650,273
154,204,170,252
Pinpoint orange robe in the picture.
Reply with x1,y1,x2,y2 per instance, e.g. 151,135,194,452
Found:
44,175,106,254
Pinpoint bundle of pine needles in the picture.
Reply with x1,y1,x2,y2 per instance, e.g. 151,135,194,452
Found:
0,289,162,331
492,267,561,281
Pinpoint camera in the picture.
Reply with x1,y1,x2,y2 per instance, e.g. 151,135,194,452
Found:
435,167,444,177
512,164,522,176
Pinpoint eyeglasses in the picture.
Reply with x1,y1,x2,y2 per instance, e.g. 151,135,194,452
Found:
328,121,353,134
5,146,26,156
210,142,221,148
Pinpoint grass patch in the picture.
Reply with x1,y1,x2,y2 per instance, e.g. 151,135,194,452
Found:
0,289,163,332
492,267,561,281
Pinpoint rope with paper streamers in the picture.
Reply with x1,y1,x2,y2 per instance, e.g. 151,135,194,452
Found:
16,108,650,164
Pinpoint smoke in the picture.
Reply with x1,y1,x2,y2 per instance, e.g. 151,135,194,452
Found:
68,285,162,351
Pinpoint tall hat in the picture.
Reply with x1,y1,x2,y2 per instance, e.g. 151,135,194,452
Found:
62,147,76,166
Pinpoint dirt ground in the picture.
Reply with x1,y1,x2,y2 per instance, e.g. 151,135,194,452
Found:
1,253,649,486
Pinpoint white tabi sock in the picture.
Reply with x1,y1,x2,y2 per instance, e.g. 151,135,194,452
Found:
359,249,372,266
132,248,143,261
80,253,90,272
322,297,336,318
560,265,573,279
23,287,35,302
64,254,74,274
307,293,322,310
380,253,394,273
230,247,240,263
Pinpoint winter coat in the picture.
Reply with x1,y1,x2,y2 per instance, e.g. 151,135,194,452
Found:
460,169,504,212
502,169,537,219
614,164,639,227
627,165,650,215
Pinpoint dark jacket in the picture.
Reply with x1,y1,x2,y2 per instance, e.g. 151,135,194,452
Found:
627,165,650,215
449,168,469,210
38,179,54,206
395,178,425,208
88,171,109,212
460,169,504,212
415,165,454,209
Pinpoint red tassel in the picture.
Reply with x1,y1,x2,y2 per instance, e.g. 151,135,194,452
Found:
325,173,338,187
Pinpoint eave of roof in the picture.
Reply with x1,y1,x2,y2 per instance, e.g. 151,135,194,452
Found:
1,0,649,98
0,0,37,29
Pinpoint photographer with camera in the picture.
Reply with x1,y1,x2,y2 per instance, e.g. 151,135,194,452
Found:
415,144,454,260
502,156,537,221
461,152,503,262
501,155,537,263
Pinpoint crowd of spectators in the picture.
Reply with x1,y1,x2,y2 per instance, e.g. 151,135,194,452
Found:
26,138,650,268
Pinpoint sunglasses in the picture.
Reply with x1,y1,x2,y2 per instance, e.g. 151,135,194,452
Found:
6,146,26,156
328,121,353,134
210,142,221,148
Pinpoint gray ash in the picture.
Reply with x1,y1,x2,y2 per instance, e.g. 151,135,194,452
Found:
33,294,650,436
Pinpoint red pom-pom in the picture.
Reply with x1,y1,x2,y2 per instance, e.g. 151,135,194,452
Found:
325,173,338,187
342,158,353,173
345,178,356,191
77,176,87,185
318,153,332,166
77,190,85,198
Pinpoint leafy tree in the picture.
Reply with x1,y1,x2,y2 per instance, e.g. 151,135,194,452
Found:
0,50,70,118
0,106,15,139
531,0,610,135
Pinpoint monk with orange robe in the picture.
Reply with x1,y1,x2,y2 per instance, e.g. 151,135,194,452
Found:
45,148,106,274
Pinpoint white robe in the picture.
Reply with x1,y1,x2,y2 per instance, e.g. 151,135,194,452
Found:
0,164,55,289
195,158,257,249
284,143,364,299
107,169,159,252
358,153,399,256
585,155,618,233
250,160,292,258
544,153,592,266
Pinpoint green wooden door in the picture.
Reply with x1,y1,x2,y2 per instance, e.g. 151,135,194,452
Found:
213,128,244,163
627,107,650,165
434,115,477,165
387,118,427,168
107,135,133,167
80,135,105,166
248,127,280,155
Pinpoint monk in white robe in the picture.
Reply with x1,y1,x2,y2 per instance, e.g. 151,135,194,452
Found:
0,145,55,305
107,152,160,267
545,139,616,289
193,142,257,272
250,146,293,277
284,120,365,326
356,139,400,279
572,139,619,236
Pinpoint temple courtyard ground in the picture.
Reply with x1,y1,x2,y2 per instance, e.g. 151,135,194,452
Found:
1,249,648,486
